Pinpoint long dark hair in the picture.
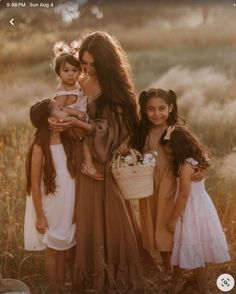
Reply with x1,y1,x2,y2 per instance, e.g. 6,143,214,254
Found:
26,99,76,195
136,88,183,152
160,126,210,176
79,31,138,145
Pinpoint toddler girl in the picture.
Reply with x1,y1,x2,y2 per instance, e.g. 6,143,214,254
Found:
53,41,103,180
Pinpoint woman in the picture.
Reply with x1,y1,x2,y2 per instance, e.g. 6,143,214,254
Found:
50,31,153,293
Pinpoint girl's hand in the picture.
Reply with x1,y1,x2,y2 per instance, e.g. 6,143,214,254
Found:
36,215,48,234
191,168,206,182
118,144,130,156
167,219,176,233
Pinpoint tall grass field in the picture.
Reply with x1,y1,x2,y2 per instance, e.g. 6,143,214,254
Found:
0,2,236,293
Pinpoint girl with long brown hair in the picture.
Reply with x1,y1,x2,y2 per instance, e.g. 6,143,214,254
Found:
24,98,76,294
160,126,230,293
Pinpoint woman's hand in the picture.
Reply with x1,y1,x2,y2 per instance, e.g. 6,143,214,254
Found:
191,168,206,182
68,129,85,140
48,116,79,132
167,218,176,233
118,144,130,156
36,215,48,234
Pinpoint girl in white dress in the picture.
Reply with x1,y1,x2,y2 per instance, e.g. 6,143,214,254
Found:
52,41,103,181
24,98,76,294
160,125,230,294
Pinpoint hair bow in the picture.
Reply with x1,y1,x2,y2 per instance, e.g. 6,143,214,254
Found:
164,125,175,140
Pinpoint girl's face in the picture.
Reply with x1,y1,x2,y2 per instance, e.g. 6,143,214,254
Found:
81,51,96,77
146,96,172,127
59,62,80,85
50,100,68,120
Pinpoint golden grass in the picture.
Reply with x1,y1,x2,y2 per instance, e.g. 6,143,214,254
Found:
1,2,236,293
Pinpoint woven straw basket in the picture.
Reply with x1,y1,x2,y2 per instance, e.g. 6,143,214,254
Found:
111,149,154,200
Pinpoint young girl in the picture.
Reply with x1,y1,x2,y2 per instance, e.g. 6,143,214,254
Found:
136,88,180,273
24,98,76,294
53,41,103,180
135,88,205,275
160,125,230,293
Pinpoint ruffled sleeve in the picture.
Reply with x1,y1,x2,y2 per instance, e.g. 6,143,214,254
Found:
85,108,128,163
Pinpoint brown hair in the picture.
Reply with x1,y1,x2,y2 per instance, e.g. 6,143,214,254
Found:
53,53,81,76
79,31,138,145
136,88,184,152
26,99,76,195
160,125,210,176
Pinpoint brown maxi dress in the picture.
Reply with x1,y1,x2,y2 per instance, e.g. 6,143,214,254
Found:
139,129,177,254
73,98,146,293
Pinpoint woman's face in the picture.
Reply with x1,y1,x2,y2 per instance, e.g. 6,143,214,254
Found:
146,96,172,127
81,51,96,77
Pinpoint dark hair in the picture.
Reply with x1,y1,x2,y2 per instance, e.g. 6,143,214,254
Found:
26,99,76,195
79,31,138,145
160,126,210,176
135,88,183,152
53,53,81,76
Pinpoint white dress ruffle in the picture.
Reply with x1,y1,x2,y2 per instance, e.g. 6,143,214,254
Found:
24,144,76,251
171,158,230,269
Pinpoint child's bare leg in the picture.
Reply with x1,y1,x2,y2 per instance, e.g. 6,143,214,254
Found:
45,247,60,294
82,141,103,180
57,250,66,290
160,251,172,272
172,266,183,294
194,267,209,294
65,246,75,288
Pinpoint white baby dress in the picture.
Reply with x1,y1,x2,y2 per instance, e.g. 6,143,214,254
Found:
171,158,230,269
24,144,76,251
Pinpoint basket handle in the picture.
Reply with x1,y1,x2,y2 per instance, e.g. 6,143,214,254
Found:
116,148,137,174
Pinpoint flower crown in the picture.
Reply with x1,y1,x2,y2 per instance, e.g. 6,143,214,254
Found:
53,40,81,60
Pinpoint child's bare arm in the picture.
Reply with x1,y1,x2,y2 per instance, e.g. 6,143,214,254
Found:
167,163,194,232
63,107,88,121
31,144,48,234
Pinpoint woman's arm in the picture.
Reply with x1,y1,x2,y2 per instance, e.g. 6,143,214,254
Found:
31,144,48,234
48,117,93,139
167,163,194,233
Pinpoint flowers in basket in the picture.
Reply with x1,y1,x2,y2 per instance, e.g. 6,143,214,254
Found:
111,149,157,169
111,149,158,200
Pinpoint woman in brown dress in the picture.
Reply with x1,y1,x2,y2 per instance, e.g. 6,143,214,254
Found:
51,31,152,293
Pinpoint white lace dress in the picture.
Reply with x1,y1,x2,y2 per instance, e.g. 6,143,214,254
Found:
24,144,76,251
171,158,230,269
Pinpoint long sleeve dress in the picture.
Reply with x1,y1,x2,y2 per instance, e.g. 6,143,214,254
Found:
73,98,147,293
